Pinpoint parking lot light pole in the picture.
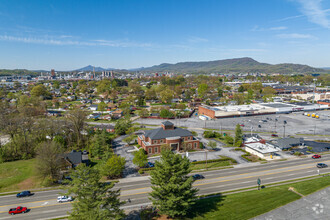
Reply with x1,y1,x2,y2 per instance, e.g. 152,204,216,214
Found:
283,120,287,138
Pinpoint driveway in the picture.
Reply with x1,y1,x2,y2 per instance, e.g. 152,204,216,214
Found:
112,135,140,178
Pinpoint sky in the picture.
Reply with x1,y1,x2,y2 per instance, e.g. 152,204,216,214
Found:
0,0,330,70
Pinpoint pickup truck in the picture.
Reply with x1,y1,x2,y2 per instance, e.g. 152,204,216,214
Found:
8,206,27,215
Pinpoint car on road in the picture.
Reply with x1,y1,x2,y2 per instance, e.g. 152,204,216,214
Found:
271,134,278,137
317,163,328,168
16,191,33,198
57,196,73,203
192,174,204,180
312,154,321,159
8,206,27,215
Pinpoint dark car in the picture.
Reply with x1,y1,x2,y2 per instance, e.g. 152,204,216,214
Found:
289,150,295,155
312,154,321,159
271,134,278,137
192,174,204,180
258,125,261,128
8,206,27,215
325,147,330,150
16,191,33,198
317,163,328,168
147,162,155,168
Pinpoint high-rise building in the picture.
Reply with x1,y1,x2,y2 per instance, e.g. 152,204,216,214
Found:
51,69,55,77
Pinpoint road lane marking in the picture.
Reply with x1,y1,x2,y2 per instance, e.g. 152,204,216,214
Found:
0,199,56,208
0,202,72,214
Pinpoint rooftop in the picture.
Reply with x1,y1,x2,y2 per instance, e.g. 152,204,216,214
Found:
245,142,279,154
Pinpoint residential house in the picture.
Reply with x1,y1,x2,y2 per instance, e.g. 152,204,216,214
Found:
89,104,98,111
62,150,90,169
92,124,115,133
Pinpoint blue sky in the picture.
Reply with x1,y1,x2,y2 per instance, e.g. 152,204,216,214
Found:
0,0,330,70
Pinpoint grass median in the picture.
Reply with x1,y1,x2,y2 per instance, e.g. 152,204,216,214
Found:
186,175,330,220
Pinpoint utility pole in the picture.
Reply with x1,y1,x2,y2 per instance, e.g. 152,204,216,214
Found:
274,118,277,133
283,120,287,138
313,78,317,104
205,149,208,170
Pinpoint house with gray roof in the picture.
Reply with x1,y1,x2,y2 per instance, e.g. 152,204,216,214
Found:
138,121,200,155
274,137,304,150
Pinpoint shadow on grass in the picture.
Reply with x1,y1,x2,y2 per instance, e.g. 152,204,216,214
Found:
186,194,225,219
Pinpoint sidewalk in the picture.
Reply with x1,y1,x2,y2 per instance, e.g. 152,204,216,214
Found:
254,186,330,220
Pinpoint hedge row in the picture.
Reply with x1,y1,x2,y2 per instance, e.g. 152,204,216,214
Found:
192,157,237,164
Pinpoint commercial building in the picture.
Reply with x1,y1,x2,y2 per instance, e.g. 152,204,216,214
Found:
198,102,329,119
137,121,200,155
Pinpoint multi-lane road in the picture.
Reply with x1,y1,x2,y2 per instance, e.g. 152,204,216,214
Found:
0,155,329,219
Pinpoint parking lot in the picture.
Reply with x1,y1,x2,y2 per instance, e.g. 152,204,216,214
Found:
136,110,330,136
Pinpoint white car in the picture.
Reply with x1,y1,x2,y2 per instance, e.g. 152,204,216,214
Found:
57,196,73,203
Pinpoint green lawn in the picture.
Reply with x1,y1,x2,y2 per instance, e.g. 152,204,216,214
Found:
187,176,330,220
0,159,41,193
192,161,231,170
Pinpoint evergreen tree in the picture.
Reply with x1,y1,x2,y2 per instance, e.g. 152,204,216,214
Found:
90,130,112,159
149,149,198,218
132,148,148,167
234,124,243,147
67,164,125,220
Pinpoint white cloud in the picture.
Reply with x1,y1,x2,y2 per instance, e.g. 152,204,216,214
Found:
296,0,330,28
276,33,315,39
269,26,288,30
0,35,152,48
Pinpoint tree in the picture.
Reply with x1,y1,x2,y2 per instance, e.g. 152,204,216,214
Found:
208,141,217,150
198,83,209,98
123,135,135,145
31,84,50,98
234,124,243,147
102,155,126,179
137,108,149,117
149,149,198,218
36,141,64,180
160,89,174,103
160,108,174,118
66,109,87,148
98,102,107,111
133,148,148,167
67,164,125,220
90,130,112,159
115,118,132,135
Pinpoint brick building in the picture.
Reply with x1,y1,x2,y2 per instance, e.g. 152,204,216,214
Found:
137,121,200,155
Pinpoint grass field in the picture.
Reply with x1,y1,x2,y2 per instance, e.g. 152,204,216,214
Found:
186,175,330,220
191,161,231,170
0,159,41,193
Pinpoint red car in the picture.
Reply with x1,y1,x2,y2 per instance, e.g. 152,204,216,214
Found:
271,134,278,137
240,124,245,127
312,154,321,159
8,206,27,215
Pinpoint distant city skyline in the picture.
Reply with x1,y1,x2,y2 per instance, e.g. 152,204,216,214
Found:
0,0,330,70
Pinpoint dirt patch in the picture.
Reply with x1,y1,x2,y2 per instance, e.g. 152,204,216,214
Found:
16,177,36,190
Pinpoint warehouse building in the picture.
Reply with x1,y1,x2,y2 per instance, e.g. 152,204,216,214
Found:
198,102,328,119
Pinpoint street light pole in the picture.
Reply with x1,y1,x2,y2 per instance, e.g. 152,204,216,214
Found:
205,149,208,170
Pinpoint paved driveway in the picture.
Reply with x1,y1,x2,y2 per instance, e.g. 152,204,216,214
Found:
112,135,140,178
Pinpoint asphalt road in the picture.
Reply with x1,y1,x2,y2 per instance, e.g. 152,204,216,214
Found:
1,155,329,219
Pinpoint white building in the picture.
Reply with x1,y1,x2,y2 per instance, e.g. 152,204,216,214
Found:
244,142,280,159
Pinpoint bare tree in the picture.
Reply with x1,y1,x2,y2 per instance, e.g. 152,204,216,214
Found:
66,109,87,148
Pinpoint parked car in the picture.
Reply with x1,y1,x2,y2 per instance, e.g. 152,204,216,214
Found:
271,134,278,137
289,150,295,155
312,154,321,159
317,163,328,168
258,125,261,128
16,191,33,198
147,162,155,168
57,196,73,203
240,124,245,127
8,206,27,215
192,174,204,180
325,147,330,150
